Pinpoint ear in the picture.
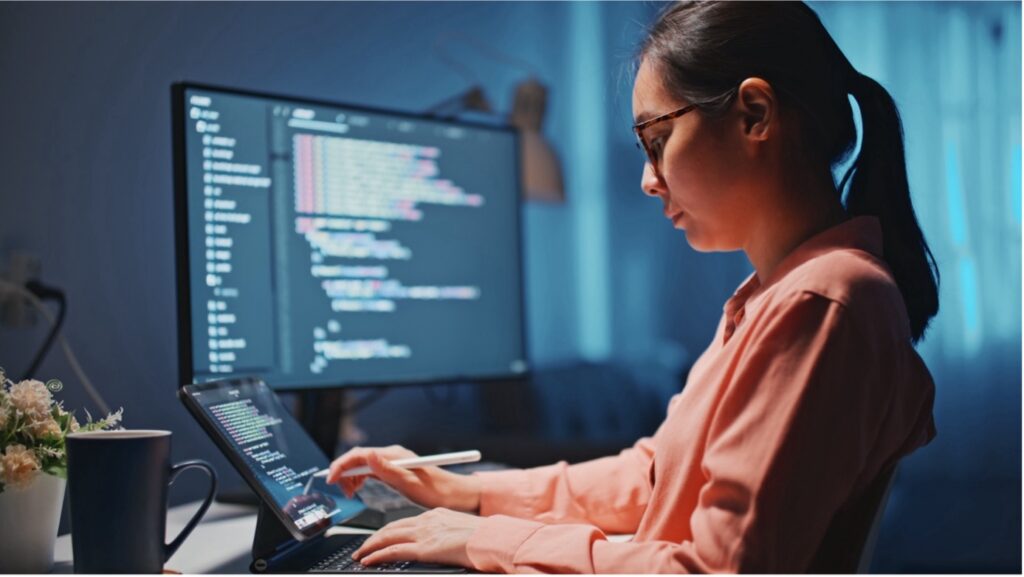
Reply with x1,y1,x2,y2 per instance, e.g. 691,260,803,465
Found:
735,77,775,142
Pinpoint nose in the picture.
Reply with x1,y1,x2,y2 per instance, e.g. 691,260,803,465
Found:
640,162,665,198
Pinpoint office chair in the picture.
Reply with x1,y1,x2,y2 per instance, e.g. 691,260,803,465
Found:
806,463,899,573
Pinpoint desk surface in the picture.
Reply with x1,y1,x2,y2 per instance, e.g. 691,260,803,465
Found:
54,500,631,573
55,501,262,573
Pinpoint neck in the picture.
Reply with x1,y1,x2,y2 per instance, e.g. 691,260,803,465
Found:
744,177,847,284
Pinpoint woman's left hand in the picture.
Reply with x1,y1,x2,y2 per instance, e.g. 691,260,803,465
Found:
352,508,484,568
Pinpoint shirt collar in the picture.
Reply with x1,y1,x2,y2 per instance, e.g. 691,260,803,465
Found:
721,216,884,343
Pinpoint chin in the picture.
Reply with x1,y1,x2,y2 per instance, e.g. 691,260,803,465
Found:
681,229,711,252
685,238,716,253
682,229,728,253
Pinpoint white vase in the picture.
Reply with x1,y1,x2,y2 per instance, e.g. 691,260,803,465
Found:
0,472,66,573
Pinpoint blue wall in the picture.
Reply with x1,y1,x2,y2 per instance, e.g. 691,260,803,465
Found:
812,2,1022,570
0,1,1018,572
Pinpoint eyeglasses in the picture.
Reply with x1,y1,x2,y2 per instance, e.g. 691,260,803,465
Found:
632,103,699,176
632,87,739,176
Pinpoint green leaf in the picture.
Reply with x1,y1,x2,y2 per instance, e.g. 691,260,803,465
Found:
43,465,67,479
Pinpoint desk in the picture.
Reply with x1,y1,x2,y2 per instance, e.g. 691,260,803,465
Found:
54,501,631,573
54,502,261,573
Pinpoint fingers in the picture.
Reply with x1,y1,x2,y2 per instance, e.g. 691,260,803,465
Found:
354,525,416,561
326,445,419,485
353,510,477,569
339,475,368,499
358,544,419,567
379,444,419,460
365,451,416,487
326,448,370,485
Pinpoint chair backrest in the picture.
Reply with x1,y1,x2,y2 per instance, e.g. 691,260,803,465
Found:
806,464,899,573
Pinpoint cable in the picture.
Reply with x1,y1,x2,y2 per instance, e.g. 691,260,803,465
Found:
0,279,111,415
21,280,65,381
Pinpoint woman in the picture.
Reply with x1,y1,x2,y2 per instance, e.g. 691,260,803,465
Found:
326,2,938,572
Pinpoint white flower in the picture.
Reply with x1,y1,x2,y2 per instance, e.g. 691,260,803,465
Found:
25,414,61,439
35,446,63,460
0,444,40,490
8,380,53,420
91,407,123,430
55,405,79,433
0,384,9,431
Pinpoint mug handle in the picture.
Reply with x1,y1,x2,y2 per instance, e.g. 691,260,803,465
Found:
164,459,219,561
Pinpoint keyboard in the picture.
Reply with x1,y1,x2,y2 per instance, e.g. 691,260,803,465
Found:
310,535,415,573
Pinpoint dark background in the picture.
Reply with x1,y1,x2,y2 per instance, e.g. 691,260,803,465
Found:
0,1,1019,572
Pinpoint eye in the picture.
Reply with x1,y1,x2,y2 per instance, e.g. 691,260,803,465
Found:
650,135,667,160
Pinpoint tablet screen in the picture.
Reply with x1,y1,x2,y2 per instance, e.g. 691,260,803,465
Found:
182,378,366,540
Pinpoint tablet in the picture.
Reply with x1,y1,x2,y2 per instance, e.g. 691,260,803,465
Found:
179,377,366,542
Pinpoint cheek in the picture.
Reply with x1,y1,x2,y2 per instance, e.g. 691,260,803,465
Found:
663,140,749,249
662,148,734,215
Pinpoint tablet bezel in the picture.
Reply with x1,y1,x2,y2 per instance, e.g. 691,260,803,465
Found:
178,376,366,543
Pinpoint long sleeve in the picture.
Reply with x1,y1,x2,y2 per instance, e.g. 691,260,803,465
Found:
473,415,666,533
466,291,917,573
471,394,691,532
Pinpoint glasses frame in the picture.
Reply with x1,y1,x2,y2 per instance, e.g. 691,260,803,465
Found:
632,103,699,174
632,86,740,176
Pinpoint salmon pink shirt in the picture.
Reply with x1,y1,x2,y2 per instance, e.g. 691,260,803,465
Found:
465,216,936,573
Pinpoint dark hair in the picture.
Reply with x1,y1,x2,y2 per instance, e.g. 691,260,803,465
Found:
639,1,939,343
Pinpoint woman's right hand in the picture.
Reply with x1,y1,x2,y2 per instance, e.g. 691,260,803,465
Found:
325,445,481,514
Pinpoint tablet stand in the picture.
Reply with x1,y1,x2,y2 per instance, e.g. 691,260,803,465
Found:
250,503,300,572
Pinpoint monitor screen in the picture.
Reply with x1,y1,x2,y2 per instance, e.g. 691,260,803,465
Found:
180,377,366,540
173,83,528,390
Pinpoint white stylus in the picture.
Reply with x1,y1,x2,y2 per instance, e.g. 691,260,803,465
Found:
314,449,482,480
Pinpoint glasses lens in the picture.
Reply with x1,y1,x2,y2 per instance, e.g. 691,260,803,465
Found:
634,129,654,169
634,139,647,163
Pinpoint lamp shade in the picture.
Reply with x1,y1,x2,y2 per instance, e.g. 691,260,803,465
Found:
519,130,565,202
510,78,565,202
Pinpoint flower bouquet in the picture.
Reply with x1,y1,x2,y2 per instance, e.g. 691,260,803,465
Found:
0,368,123,572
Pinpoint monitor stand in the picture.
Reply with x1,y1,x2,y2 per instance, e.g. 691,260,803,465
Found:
298,389,346,458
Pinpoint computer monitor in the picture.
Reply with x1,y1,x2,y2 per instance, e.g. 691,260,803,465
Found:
172,83,528,391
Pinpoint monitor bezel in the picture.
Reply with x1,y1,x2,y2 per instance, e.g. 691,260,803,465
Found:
172,81,530,392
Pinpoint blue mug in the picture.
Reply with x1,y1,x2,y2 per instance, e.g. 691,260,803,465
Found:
67,430,217,573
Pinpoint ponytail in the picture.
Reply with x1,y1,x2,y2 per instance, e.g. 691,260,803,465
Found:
640,1,940,343
845,72,939,343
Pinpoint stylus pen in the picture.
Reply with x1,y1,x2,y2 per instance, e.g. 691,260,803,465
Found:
314,450,482,480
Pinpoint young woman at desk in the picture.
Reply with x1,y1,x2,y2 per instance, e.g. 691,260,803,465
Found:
326,2,938,572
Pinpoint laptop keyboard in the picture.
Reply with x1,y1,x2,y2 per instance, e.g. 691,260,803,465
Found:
310,535,415,573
